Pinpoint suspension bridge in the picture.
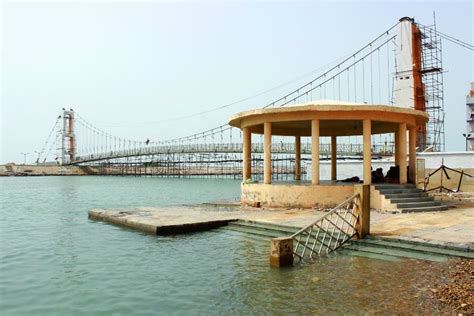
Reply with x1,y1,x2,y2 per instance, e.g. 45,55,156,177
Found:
34,17,472,179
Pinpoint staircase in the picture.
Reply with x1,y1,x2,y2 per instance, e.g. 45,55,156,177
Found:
374,183,449,213
225,220,296,239
221,220,473,262
341,235,473,261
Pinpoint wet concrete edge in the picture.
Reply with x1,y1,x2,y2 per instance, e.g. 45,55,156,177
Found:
88,210,238,235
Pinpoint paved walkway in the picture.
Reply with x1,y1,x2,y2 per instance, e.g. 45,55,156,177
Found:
369,208,474,250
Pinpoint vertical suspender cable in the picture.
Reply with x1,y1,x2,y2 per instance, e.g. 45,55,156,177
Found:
362,58,365,102
378,48,381,103
370,43,373,103
353,56,357,102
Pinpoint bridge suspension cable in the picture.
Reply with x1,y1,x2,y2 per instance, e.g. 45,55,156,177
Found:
39,20,413,166
418,23,473,51
37,114,62,163
159,21,400,145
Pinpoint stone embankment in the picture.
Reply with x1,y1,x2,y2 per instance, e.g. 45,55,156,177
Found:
0,163,98,176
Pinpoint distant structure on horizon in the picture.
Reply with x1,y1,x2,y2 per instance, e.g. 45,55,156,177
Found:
466,83,474,151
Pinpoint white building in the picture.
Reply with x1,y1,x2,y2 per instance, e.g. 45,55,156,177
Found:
466,83,474,151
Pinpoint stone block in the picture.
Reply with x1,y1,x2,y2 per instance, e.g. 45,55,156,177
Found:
269,237,293,267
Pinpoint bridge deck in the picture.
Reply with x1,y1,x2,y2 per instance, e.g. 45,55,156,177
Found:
73,142,393,164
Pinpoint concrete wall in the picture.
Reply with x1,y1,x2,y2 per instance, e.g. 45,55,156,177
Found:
370,186,397,212
417,152,474,169
241,183,354,208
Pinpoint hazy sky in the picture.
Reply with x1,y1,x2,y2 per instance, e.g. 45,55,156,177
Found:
1,0,473,163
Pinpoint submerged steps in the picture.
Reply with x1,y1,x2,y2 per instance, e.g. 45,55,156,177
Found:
226,221,344,248
364,235,474,258
337,249,402,262
222,220,472,262
342,243,448,262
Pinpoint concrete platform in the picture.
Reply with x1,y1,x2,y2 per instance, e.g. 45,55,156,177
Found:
88,203,319,235
370,207,474,250
89,203,474,251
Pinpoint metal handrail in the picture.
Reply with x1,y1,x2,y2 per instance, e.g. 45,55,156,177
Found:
290,193,360,260
290,194,359,238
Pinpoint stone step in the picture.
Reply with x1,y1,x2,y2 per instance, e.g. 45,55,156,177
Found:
343,243,448,262
388,196,433,203
378,188,424,194
395,201,441,208
217,227,271,244
226,222,296,238
337,249,402,262
230,220,349,245
225,222,342,250
225,224,282,239
224,221,470,262
355,238,474,259
231,220,297,236
399,205,449,213
383,192,429,199
373,184,416,189
365,235,472,253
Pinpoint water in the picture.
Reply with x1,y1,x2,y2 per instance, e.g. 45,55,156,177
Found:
1,176,449,314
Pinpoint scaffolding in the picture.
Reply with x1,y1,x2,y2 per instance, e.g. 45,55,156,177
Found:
418,21,445,151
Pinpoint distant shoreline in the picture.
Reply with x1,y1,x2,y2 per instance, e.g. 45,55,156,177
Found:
0,164,90,177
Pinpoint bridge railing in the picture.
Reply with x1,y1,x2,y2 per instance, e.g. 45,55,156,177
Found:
73,142,393,164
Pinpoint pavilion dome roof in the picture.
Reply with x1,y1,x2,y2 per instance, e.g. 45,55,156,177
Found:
285,99,367,107
228,100,428,137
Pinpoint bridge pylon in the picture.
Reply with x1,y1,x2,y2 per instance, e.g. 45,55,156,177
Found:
61,109,75,165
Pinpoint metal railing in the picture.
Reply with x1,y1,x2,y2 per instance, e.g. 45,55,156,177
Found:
73,142,393,164
290,194,360,261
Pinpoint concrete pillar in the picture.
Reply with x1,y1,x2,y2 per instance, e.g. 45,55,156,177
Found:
409,127,417,184
394,131,399,166
399,123,407,184
354,184,370,238
242,127,252,181
264,122,272,184
363,119,372,185
295,136,301,181
311,119,320,185
269,237,293,267
331,135,337,181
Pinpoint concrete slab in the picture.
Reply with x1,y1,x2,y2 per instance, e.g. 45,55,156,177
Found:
370,207,474,251
89,203,474,251
88,204,320,235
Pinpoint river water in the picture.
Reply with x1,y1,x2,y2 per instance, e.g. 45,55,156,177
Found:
0,176,449,314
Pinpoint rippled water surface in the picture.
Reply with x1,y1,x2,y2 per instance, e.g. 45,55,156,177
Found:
1,176,448,315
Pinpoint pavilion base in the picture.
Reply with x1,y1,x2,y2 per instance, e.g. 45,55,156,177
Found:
241,182,355,209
